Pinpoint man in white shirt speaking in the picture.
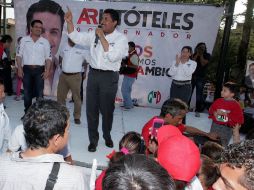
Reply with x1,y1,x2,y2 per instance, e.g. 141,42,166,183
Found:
57,38,88,125
16,20,52,116
65,8,128,152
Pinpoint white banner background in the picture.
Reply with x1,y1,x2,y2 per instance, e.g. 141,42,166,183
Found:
14,0,223,107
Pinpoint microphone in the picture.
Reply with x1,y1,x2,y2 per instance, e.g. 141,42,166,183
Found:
94,25,102,48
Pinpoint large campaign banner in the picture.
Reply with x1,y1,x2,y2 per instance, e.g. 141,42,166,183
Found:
14,0,223,107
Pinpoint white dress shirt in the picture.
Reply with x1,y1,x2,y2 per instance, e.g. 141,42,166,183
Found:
0,152,89,190
68,28,128,71
16,35,52,66
0,103,10,154
60,44,89,73
169,59,197,81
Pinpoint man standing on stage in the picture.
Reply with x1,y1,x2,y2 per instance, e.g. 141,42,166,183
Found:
65,8,128,152
57,38,88,125
26,0,65,96
16,20,52,115
121,41,139,109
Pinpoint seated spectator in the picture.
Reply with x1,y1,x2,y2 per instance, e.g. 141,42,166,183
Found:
201,141,224,162
0,99,88,189
157,132,202,190
8,124,73,163
142,98,219,153
198,155,219,190
95,131,145,190
103,154,175,190
0,80,11,153
213,140,254,190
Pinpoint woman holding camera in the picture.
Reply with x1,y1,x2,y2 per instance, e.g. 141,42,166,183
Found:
191,42,211,117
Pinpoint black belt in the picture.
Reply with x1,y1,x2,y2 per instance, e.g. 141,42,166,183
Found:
89,66,114,72
24,65,44,69
172,80,191,85
62,71,80,75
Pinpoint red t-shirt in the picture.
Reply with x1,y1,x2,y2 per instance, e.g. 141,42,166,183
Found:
141,116,186,146
208,98,244,127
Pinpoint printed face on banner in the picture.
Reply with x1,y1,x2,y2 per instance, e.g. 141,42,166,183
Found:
32,12,62,56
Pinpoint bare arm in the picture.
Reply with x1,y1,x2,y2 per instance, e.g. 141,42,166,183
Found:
185,126,219,141
232,124,241,143
16,56,23,78
65,6,74,34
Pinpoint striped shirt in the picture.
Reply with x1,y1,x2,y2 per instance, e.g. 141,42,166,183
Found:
0,152,89,190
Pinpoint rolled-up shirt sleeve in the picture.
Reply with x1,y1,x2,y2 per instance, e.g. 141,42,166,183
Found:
103,35,128,63
68,29,92,47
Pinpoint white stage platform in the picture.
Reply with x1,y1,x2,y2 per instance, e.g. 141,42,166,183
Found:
5,95,213,168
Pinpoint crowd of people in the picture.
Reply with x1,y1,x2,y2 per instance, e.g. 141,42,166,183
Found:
0,0,253,189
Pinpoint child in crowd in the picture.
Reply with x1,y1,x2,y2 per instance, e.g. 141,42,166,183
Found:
157,131,202,190
201,141,224,162
0,80,11,153
198,155,219,190
14,37,23,101
209,82,244,146
95,131,144,190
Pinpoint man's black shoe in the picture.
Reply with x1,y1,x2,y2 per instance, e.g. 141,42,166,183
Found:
88,143,97,152
74,119,81,125
105,139,114,148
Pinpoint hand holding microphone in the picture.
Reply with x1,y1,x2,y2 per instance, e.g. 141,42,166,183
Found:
94,25,102,47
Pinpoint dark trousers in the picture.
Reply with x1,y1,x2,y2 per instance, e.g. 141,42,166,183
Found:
86,68,119,144
0,65,13,95
23,65,44,112
170,82,192,105
191,76,205,112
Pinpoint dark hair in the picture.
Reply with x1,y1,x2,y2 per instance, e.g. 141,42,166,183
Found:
26,0,64,33
199,155,219,189
110,132,145,164
104,9,119,26
23,99,70,149
201,141,224,162
0,35,12,43
160,98,188,117
181,46,192,54
128,41,135,48
103,154,175,190
219,140,254,189
223,82,239,98
31,19,43,27
194,42,207,54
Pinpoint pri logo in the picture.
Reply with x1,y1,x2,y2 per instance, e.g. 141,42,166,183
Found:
148,91,161,104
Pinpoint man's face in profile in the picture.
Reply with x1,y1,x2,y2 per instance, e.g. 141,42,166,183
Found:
32,12,62,56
